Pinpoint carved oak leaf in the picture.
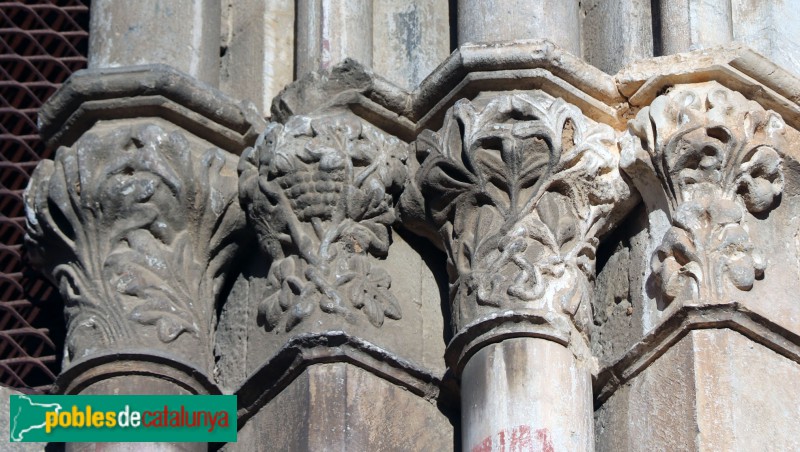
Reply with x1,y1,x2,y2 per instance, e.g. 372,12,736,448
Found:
416,92,624,333
24,124,244,368
240,113,408,331
621,82,784,305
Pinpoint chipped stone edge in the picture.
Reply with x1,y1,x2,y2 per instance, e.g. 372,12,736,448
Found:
271,39,626,138
617,44,800,130
444,310,573,376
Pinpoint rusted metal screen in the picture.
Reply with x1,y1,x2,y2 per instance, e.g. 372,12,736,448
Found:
0,0,89,392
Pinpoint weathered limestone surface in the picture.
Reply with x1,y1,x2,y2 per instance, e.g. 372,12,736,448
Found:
463,339,593,452
596,329,800,451
295,0,373,78
373,0,450,90
581,0,653,74
229,363,454,452
89,0,220,85
654,0,733,55
220,0,294,114
457,0,581,56
23,0,800,448
731,0,800,77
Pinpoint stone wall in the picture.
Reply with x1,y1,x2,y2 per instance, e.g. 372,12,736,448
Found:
19,1,800,450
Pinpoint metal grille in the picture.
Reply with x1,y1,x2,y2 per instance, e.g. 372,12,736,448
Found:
0,0,89,392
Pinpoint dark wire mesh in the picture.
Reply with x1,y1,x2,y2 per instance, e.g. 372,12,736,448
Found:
0,0,89,392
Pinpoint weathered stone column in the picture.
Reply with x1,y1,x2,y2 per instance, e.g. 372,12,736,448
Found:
295,0,373,77
372,0,451,90
581,0,654,74
412,92,629,451
654,0,732,55
24,66,264,451
220,0,295,114
89,0,220,85
457,0,581,55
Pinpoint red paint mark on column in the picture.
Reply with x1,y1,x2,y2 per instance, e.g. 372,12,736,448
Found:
471,435,493,452
508,424,532,451
535,428,554,452
471,425,553,452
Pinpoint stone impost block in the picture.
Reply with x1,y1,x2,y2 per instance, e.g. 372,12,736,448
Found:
596,329,800,451
37,65,266,154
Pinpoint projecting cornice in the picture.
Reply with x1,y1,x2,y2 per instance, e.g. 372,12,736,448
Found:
617,44,800,131
37,64,267,153
271,41,800,141
271,39,625,140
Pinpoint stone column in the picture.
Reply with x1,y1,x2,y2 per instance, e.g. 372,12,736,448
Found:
654,0,732,54
581,0,653,74
295,0,373,77
457,0,581,56
372,0,451,90
413,92,630,451
220,0,295,114
25,67,264,451
730,0,800,77
88,0,220,86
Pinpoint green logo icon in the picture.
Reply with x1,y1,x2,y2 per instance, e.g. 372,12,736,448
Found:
9,395,237,443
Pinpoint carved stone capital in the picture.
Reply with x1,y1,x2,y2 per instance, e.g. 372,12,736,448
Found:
414,92,629,369
238,112,409,332
24,121,246,374
621,81,786,306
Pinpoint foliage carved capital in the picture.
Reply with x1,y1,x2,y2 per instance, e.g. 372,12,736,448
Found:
621,82,786,305
24,123,245,372
238,113,409,331
415,92,628,343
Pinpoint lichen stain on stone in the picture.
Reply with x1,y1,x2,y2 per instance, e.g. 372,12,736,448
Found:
393,5,422,86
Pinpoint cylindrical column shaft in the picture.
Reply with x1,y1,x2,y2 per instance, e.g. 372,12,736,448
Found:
295,0,373,77
462,338,593,452
89,0,220,85
457,0,581,56
656,0,732,55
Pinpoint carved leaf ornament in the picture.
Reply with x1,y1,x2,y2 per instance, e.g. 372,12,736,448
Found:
239,114,407,331
25,124,243,365
621,83,785,304
416,93,625,332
